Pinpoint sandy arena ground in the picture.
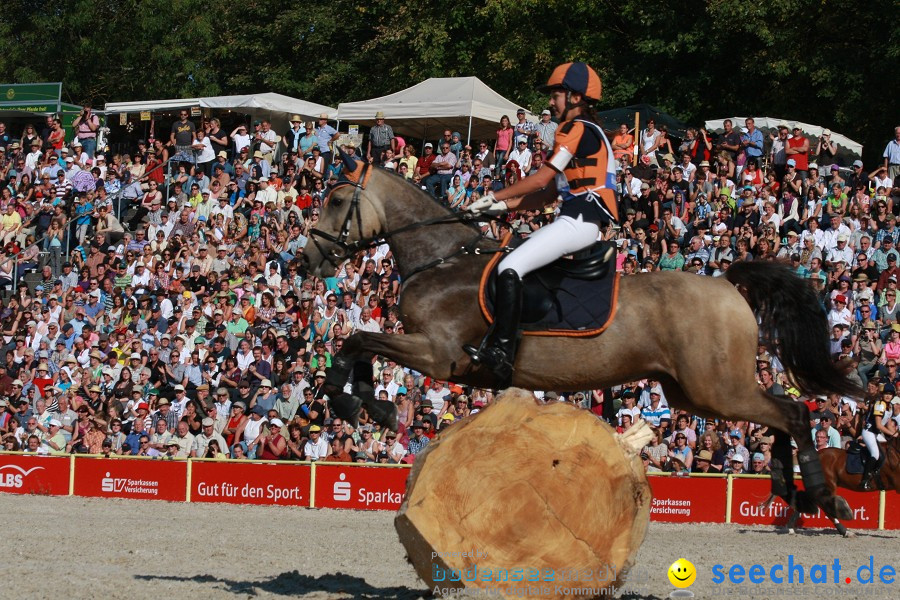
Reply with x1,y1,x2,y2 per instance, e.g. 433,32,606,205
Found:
3,495,897,599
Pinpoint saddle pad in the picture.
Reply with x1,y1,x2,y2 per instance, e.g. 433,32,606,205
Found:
478,243,619,337
844,450,864,474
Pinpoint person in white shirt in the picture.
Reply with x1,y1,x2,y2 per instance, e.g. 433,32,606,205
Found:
825,235,854,268
827,295,853,328
193,129,215,171
679,154,696,181
354,308,381,333
210,196,233,224
235,340,254,372
374,368,399,400
64,160,82,181
25,140,42,171
265,263,282,288
627,172,644,197
131,264,151,289
303,425,330,460
148,212,175,240
506,135,532,176
230,124,251,155
257,120,278,163
71,139,89,168
821,214,851,253
425,380,449,415
255,175,278,206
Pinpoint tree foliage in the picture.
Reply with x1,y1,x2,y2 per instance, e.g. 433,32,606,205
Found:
0,0,895,161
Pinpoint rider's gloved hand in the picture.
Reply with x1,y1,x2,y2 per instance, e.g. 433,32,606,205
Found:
467,193,508,216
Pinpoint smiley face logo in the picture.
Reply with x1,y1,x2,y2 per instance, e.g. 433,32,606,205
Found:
668,559,696,588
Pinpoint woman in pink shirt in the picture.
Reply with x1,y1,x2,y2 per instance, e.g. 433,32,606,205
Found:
494,115,513,178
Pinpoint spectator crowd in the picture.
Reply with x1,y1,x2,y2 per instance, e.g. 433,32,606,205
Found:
0,107,898,477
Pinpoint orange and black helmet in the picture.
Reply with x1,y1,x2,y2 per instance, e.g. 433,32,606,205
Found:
539,62,602,101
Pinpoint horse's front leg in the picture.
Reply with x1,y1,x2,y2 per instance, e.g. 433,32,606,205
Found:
324,332,436,430
341,332,439,375
319,350,364,427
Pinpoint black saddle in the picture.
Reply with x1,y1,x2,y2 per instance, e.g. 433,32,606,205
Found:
483,240,618,333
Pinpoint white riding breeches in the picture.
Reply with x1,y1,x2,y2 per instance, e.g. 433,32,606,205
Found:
861,428,880,461
498,215,600,278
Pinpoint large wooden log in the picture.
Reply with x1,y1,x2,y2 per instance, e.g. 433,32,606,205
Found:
395,388,652,599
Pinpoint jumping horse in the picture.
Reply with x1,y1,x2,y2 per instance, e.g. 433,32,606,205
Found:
304,153,861,521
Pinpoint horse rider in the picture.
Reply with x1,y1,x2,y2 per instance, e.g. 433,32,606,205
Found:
464,62,618,384
860,386,897,490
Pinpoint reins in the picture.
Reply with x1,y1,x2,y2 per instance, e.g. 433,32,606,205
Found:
309,166,511,279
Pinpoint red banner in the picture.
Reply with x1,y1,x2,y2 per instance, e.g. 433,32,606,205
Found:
73,457,187,502
730,477,879,529
191,461,311,506
647,475,727,523
0,454,69,496
314,463,410,511
882,492,900,530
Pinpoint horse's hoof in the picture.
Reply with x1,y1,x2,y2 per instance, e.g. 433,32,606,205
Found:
331,393,362,428
787,528,796,535
824,494,853,521
366,398,399,432
843,530,856,538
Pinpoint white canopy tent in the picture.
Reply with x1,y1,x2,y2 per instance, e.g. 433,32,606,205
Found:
704,116,863,163
104,92,335,133
335,77,531,145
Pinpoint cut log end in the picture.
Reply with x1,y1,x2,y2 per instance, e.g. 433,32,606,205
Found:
395,388,651,599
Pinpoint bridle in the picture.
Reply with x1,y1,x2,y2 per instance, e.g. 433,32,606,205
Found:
308,164,370,269
309,163,508,278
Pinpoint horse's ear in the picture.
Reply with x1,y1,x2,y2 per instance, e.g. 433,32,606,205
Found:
339,147,362,183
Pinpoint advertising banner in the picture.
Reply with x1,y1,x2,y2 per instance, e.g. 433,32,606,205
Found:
0,454,69,496
191,461,311,506
730,477,879,529
647,475,727,523
884,492,900,530
73,458,187,502
314,464,410,511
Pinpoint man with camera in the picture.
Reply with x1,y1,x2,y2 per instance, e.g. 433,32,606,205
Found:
72,104,100,158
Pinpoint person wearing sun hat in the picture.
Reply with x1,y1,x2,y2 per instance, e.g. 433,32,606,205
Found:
303,424,329,460
402,421,427,456
283,114,306,155
368,111,396,166
316,112,338,165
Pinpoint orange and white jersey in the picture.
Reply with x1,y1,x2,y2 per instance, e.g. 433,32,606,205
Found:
548,118,619,222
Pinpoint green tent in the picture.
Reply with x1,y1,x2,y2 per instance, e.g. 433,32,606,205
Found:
595,103,688,138
0,82,83,140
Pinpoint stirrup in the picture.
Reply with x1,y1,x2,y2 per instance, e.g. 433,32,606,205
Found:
463,343,485,363
861,472,876,491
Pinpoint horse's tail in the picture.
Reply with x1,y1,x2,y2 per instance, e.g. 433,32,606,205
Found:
725,261,862,398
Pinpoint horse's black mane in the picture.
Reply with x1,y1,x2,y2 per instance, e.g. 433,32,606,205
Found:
350,164,487,237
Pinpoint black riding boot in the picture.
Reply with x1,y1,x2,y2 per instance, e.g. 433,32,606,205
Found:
860,455,882,491
463,269,522,387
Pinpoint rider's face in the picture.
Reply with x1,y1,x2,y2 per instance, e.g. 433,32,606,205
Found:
548,90,569,118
